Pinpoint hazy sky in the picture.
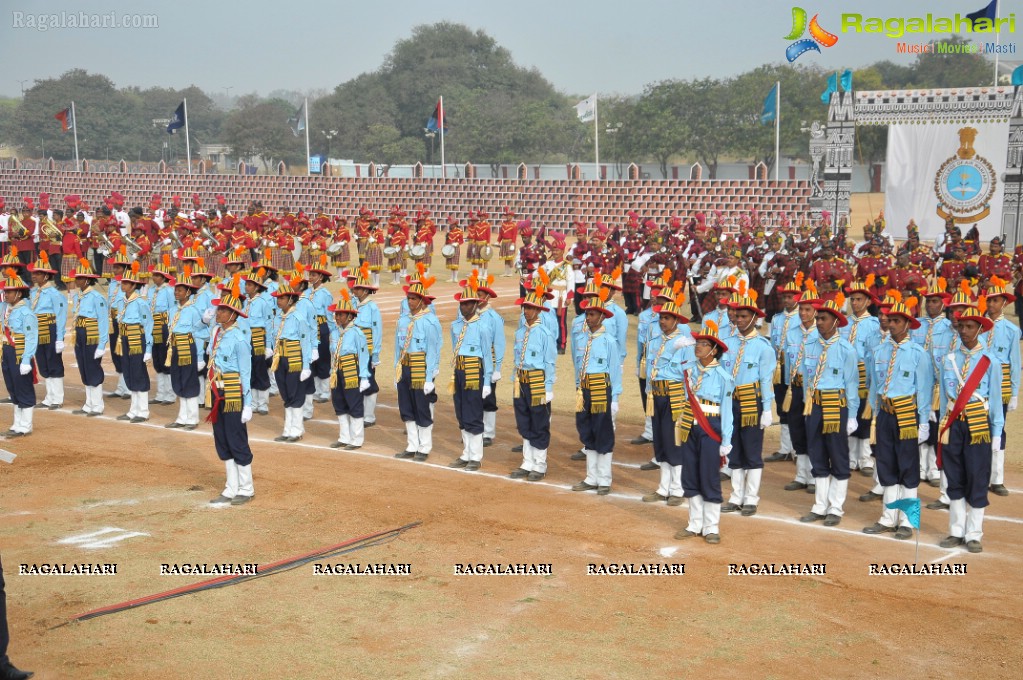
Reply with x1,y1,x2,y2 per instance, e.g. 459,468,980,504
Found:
1,0,1018,99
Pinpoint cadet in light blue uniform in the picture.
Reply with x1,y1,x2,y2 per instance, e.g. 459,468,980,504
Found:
69,260,109,416
509,286,557,481
799,300,859,527
913,288,955,488
447,281,495,470
107,255,131,397
207,292,255,506
115,267,154,423
863,300,933,539
394,279,443,461
305,263,336,402
675,321,733,545
767,282,801,461
476,279,505,445
841,283,882,473
783,290,820,491
164,279,209,430
147,266,178,404
28,254,67,408
571,294,622,495
1,273,38,435
243,273,274,415
981,284,1021,496
271,278,313,442
937,307,1004,553
327,292,371,450
350,267,383,426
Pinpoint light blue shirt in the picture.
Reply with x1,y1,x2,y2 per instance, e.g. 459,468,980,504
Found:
354,297,382,366
784,322,817,386
636,307,659,374
169,298,209,359
686,360,734,443
572,327,622,399
30,284,67,337
119,291,154,354
73,287,110,351
329,322,371,380
2,300,38,365
723,331,776,408
450,314,495,387
606,300,628,363
394,310,442,380
275,307,312,371
212,324,252,408
644,330,695,383
513,321,557,392
770,309,799,353
982,317,1021,400
478,305,505,373
939,345,1005,441
800,333,859,415
868,337,934,424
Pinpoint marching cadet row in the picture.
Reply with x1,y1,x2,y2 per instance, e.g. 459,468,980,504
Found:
0,258,1018,551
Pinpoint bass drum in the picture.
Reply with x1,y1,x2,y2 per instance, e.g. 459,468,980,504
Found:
408,244,427,260
441,244,457,258
382,246,399,258
479,245,494,261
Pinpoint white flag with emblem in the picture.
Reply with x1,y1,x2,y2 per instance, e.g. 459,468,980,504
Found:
575,94,596,122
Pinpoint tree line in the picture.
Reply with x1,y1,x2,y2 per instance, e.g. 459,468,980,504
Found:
0,25,994,177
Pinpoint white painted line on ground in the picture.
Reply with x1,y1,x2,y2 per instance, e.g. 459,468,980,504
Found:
57,527,150,549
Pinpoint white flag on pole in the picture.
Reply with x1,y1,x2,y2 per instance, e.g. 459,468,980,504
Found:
575,94,596,122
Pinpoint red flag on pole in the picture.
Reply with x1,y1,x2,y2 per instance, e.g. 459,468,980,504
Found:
54,106,73,132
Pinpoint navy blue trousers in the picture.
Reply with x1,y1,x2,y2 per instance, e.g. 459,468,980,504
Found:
396,364,435,427
681,414,723,502
119,337,150,392
152,339,170,376
1,553,9,661
729,397,764,470
874,410,920,488
74,327,104,387
482,378,498,413
35,329,64,379
851,396,870,439
453,368,484,434
169,342,200,398
788,385,808,456
250,350,270,391
274,352,306,408
513,379,551,450
331,378,365,418
806,399,850,480
362,364,379,396
109,320,122,373
212,406,253,466
943,418,992,508
575,383,614,455
775,382,789,424
1,346,35,408
652,394,684,466
312,321,330,380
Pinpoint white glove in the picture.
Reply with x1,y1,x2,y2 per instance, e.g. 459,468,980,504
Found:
143,352,152,363
371,361,381,368
197,360,206,371
202,239,211,247
1009,396,1018,412
719,444,733,457
310,349,319,363
917,422,930,443
162,238,172,245
19,363,31,376
846,417,859,435
611,402,619,417
491,371,501,383
760,410,773,429
929,411,938,424
300,368,311,381
201,308,215,324
94,347,105,359
241,406,252,424
635,365,641,377
264,348,274,359
545,391,554,404
423,381,435,395
482,385,492,399
673,336,695,349
55,341,65,353
359,378,370,392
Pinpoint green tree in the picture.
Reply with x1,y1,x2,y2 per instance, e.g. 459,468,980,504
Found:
222,98,303,172
909,36,994,87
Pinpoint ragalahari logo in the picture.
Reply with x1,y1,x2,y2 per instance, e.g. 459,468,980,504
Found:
785,7,839,62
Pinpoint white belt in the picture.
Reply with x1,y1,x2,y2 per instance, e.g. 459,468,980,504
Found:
699,405,721,416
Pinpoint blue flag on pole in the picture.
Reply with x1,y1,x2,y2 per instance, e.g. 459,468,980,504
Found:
760,83,778,125
966,0,997,22
426,99,447,133
820,73,839,104
840,69,853,92
886,498,921,529
1012,64,1023,86
167,101,185,134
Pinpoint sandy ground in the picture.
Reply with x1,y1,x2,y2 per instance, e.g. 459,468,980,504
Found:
1,216,1021,679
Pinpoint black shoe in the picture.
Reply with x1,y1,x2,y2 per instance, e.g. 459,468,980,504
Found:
257,409,269,416
859,467,874,477
465,461,481,471
740,504,757,516
509,468,530,479
329,441,344,449
314,397,329,404
939,535,964,549
511,445,523,452
596,486,611,496
784,481,808,491
364,421,376,428
413,452,428,462
571,481,598,492
558,348,566,355
526,471,545,482
394,451,415,459
965,540,983,553
0,658,34,679
47,403,62,410
926,500,950,510
129,417,148,423
800,512,825,523
926,478,940,488
703,533,721,544
639,461,659,471
629,436,653,445
893,526,913,540
823,514,842,527
72,409,88,415
0,397,11,404
182,424,197,431
719,471,730,481
483,438,493,447
86,411,102,417
863,522,896,535
274,434,291,442
165,422,184,429
806,484,816,494
230,494,253,505
116,414,132,421
859,491,883,502
764,452,793,462
344,444,362,450
990,484,1009,496
570,451,586,461
720,502,741,513
448,458,469,468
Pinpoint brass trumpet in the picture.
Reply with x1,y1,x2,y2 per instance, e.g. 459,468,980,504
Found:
7,214,28,240
41,217,63,245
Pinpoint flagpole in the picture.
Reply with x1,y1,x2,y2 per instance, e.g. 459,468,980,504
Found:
71,100,80,172
304,97,311,175
993,0,1001,86
182,98,192,175
439,96,446,179
774,82,780,182
594,93,600,180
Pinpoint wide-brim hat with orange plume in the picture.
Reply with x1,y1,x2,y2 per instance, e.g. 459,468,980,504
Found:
779,272,805,296
885,297,922,330
924,277,953,303
188,257,214,279
0,247,24,270
986,275,1016,302
308,253,333,278
28,251,57,275
71,257,100,280
519,268,555,306
107,246,133,267
0,267,29,291
272,272,305,298
174,264,200,290
516,279,551,312
798,279,821,306
580,287,615,318
712,275,738,294
328,287,358,315
242,266,269,291
646,267,673,294
657,279,686,305
221,247,248,268
879,289,901,313
119,260,146,286
211,274,248,318
150,254,175,280
730,281,765,318
599,266,623,292
476,271,498,298
845,274,879,303
954,295,994,332
577,269,605,297
345,261,377,292
813,292,848,327
653,290,690,323
403,263,437,301
692,319,728,352
454,272,481,303
252,248,278,273
948,280,976,310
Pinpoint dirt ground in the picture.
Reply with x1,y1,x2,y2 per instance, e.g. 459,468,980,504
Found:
1,218,1021,679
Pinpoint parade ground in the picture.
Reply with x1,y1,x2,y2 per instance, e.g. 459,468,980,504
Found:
1,216,1021,679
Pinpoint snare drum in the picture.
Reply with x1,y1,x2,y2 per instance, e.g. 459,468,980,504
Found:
441,244,457,258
